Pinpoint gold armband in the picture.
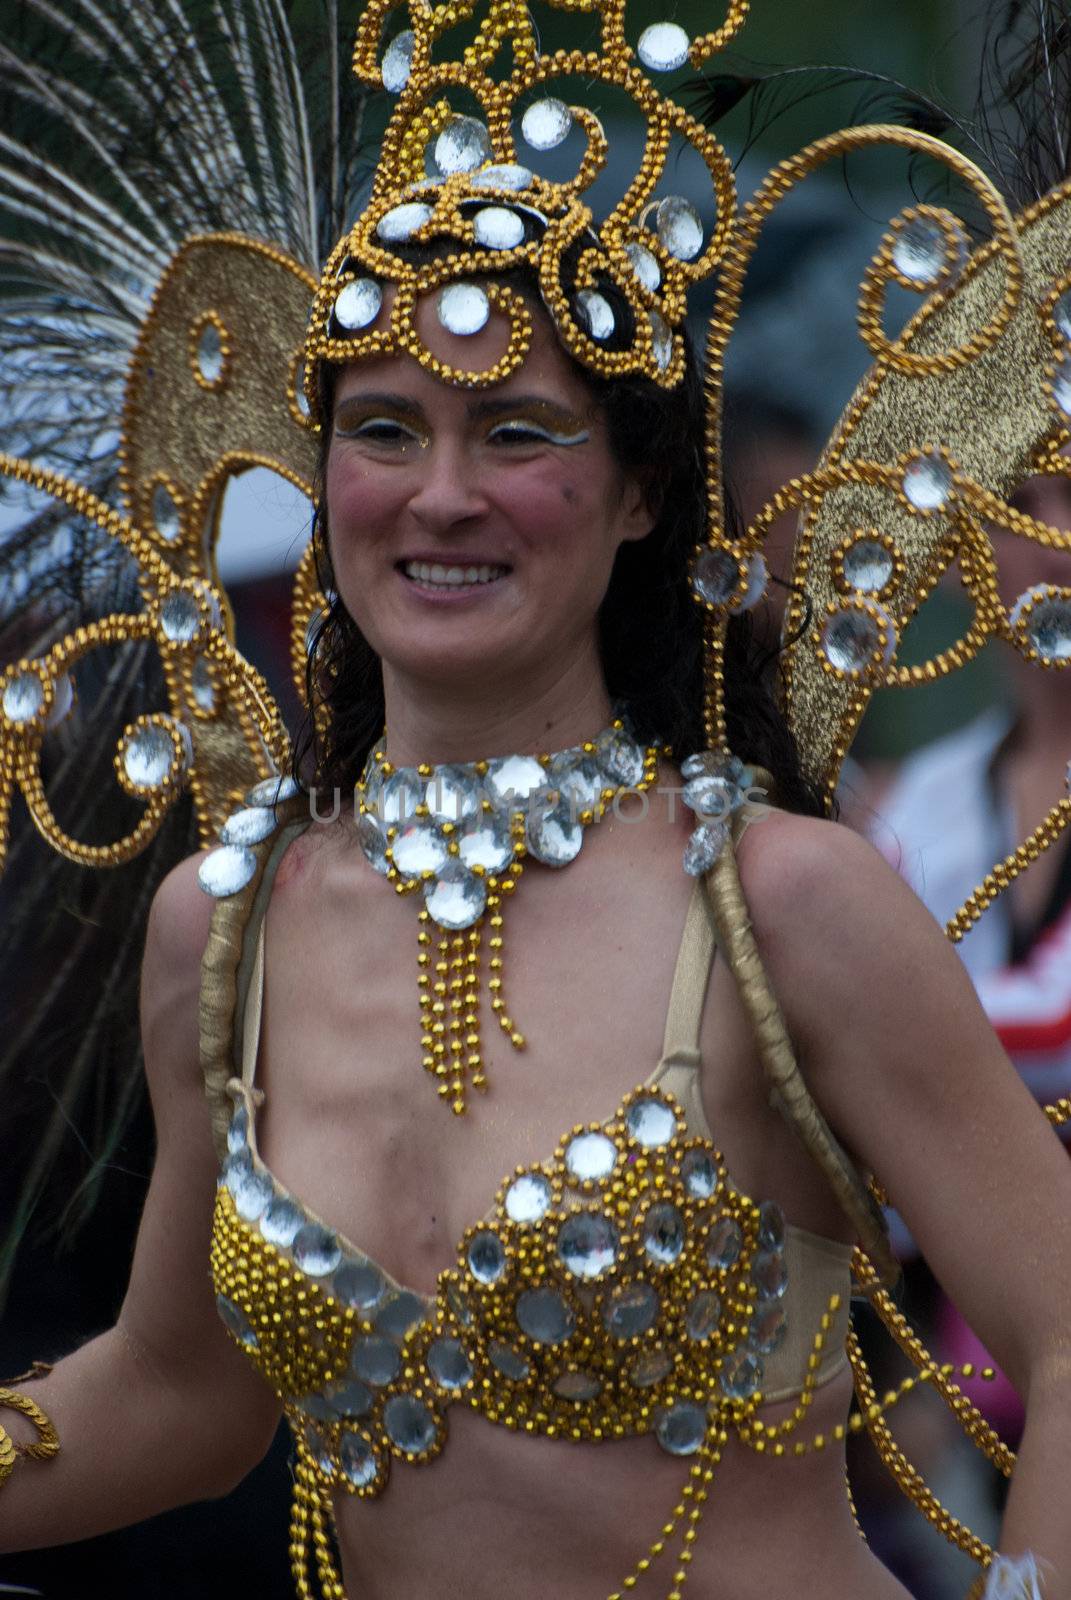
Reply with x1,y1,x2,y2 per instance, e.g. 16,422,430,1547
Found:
0,1363,60,1485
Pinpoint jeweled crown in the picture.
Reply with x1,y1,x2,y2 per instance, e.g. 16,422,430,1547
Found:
302,0,750,410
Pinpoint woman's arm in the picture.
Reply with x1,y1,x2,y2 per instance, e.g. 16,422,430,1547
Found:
0,854,281,1551
738,813,1071,1592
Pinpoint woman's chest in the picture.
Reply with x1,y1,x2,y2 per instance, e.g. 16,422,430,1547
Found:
252,833,713,1288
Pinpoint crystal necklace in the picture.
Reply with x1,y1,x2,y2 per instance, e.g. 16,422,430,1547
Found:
355,719,661,1114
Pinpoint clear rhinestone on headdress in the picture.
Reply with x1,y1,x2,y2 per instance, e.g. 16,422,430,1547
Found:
435,116,493,175
124,724,178,788
2,671,45,724
437,283,490,336
625,242,661,292
159,589,203,643
1052,357,1071,417
473,163,534,191
196,322,224,383
842,539,894,592
381,29,415,92
335,278,382,331
473,206,525,250
152,483,181,541
377,202,433,242
891,217,948,284
649,310,673,369
1011,586,1071,661
1054,288,1071,341
655,197,703,261
637,22,691,72
902,451,953,510
820,605,892,674
576,289,615,341
521,98,573,150
692,547,740,605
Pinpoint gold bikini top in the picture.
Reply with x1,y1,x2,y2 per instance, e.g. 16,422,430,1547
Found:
206,814,853,1524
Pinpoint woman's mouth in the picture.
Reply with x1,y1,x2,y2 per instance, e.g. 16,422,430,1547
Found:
400,559,510,590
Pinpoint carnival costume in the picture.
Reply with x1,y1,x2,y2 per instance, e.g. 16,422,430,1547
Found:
1,1,1070,1597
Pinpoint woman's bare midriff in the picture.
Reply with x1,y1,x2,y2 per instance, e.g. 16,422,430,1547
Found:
257,810,912,1600
331,1371,912,1600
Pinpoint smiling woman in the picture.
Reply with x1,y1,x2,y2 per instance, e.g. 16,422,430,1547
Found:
3,1,1071,1599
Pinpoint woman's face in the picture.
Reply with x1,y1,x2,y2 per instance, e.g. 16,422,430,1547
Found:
324,293,654,691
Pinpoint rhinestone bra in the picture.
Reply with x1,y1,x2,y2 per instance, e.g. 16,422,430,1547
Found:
205,811,853,1592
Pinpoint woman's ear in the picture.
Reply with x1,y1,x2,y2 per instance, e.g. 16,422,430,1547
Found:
618,470,660,544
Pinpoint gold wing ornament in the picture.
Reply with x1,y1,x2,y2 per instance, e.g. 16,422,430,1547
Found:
0,234,319,866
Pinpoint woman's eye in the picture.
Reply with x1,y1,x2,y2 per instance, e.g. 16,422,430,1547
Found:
336,415,424,446
359,419,419,444
488,421,549,446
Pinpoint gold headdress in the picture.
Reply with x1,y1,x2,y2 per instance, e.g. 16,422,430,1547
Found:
303,0,748,401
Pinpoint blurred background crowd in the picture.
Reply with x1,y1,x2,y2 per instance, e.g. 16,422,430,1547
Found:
1,0,1069,1595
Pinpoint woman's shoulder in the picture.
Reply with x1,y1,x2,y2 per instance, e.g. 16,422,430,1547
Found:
732,806,953,988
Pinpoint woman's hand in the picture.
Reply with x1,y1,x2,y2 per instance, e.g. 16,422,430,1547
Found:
0,854,281,1552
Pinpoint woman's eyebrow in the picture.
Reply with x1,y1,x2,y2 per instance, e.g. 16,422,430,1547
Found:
466,394,582,418
334,391,422,413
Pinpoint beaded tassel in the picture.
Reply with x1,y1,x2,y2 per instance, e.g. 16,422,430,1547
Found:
358,728,661,1114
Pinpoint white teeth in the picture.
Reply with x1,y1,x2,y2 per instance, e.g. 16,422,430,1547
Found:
403,560,506,587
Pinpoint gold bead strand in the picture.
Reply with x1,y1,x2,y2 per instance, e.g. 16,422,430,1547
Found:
417,910,439,1090
447,932,469,1113
463,921,485,1094
486,816,527,1052
424,924,452,1100
846,1330,993,1564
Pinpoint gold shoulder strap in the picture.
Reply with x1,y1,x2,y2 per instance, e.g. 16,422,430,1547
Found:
198,799,311,1160
704,828,898,1288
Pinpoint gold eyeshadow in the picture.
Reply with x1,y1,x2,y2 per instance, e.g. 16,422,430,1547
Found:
333,394,591,449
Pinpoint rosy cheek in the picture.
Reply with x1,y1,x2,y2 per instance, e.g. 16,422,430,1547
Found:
326,453,398,540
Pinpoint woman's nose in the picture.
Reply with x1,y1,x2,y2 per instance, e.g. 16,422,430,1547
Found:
406,440,489,531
